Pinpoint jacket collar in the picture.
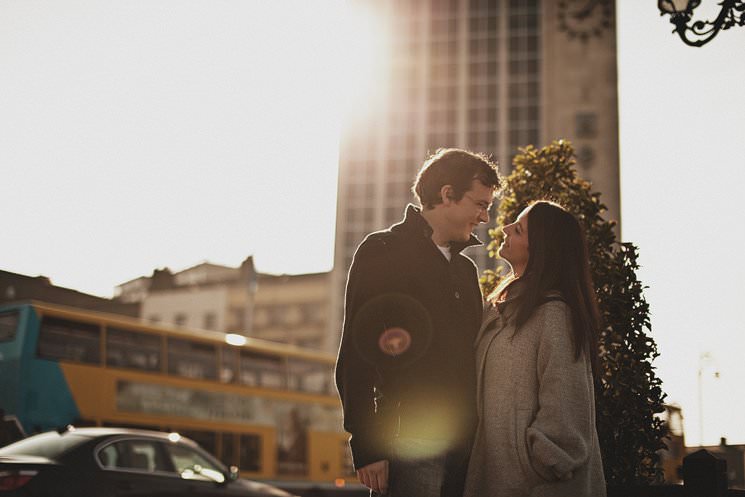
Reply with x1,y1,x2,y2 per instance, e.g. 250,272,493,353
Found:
475,276,526,345
392,204,481,254
491,276,563,324
493,276,527,317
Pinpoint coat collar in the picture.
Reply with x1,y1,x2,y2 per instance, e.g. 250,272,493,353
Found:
478,277,565,345
392,204,481,254
493,277,528,317
475,277,527,345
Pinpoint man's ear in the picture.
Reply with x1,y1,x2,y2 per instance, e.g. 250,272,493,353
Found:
440,185,454,205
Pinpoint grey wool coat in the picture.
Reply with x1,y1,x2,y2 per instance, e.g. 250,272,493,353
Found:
463,282,606,497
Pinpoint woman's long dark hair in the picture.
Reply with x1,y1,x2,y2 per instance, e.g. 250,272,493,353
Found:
503,201,602,378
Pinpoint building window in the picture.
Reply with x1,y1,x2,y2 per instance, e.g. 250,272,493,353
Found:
203,312,217,330
575,112,598,139
284,306,303,327
174,313,187,327
577,146,596,170
229,307,246,331
252,308,269,329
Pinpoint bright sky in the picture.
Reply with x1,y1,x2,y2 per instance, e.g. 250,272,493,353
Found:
0,0,346,288
617,3,745,446
1,1,744,447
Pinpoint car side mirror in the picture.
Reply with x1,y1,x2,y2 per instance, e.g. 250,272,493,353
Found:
228,466,239,481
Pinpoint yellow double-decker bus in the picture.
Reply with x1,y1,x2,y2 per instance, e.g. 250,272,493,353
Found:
0,300,355,490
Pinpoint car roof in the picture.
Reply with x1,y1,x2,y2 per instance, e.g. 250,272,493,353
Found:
57,427,199,445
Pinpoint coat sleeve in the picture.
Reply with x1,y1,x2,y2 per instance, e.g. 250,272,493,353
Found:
334,236,395,470
525,302,595,482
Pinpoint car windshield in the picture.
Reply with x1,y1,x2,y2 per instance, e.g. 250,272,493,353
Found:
0,431,89,459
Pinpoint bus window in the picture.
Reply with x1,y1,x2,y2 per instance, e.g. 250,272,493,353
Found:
107,328,161,371
239,433,261,472
180,430,217,458
220,347,238,383
167,338,217,380
278,407,308,476
287,359,333,394
38,317,100,364
220,432,237,467
0,311,19,342
239,351,284,389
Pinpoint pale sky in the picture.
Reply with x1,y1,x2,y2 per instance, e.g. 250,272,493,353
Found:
617,2,745,446
1,1,744,446
0,0,345,288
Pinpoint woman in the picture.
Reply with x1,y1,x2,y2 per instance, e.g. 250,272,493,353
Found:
464,201,606,497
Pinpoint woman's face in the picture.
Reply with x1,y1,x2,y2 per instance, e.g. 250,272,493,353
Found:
499,206,530,276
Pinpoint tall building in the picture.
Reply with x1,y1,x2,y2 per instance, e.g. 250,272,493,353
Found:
327,0,619,352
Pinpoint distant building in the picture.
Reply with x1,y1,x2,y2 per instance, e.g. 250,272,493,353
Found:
115,258,330,349
115,257,258,334
658,404,744,489
114,276,151,304
0,269,138,316
251,272,330,350
659,404,686,483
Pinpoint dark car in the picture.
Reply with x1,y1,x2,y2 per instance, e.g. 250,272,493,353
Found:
0,427,295,497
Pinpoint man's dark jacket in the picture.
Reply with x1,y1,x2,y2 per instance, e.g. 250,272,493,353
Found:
335,205,483,470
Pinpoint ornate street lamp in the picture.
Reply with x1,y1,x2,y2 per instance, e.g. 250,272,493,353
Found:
659,0,745,46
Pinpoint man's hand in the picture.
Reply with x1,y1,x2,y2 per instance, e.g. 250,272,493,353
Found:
357,459,389,494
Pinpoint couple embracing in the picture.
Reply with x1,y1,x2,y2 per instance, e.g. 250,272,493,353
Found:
335,149,606,497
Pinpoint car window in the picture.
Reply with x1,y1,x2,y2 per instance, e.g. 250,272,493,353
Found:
163,443,225,483
98,444,120,469
0,432,88,459
98,439,172,474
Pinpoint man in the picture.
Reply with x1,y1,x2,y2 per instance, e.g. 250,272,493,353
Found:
335,149,500,497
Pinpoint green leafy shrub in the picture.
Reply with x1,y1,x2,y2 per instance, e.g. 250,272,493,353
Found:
482,140,667,485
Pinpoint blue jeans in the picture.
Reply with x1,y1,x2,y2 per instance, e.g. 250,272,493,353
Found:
372,437,465,497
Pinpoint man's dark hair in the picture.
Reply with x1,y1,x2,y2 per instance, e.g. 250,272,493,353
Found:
513,201,602,379
412,148,500,209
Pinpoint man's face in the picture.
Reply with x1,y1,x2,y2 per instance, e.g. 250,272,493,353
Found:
444,180,495,243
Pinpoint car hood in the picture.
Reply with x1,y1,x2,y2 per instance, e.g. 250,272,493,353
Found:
232,478,297,497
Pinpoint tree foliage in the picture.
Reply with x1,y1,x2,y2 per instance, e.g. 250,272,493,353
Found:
482,140,668,485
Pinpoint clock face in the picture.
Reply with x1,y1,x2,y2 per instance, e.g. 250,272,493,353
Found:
558,0,614,42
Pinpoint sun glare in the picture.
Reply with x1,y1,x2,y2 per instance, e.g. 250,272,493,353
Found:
339,3,391,118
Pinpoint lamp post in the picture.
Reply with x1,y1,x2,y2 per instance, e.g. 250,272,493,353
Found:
659,0,745,46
